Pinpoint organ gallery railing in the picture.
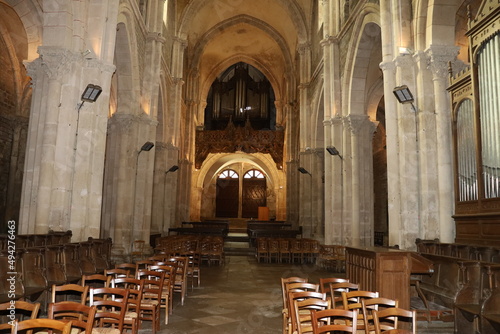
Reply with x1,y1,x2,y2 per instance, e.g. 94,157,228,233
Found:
195,117,284,169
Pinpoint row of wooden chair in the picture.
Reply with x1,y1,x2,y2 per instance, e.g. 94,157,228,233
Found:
154,235,225,266
256,238,320,264
281,276,417,334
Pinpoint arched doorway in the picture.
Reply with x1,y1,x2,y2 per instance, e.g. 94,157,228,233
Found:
215,168,267,219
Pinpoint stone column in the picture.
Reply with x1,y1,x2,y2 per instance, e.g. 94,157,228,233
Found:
346,115,377,247
21,47,113,241
427,45,459,243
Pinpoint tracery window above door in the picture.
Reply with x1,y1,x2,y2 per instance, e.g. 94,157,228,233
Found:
244,170,265,179
219,169,239,179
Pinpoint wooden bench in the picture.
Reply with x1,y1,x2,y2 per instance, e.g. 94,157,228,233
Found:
481,265,500,333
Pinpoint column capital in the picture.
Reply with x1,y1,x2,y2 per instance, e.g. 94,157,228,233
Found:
297,42,311,55
38,46,80,80
345,114,372,135
425,45,461,80
173,36,188,49
379,60,396,73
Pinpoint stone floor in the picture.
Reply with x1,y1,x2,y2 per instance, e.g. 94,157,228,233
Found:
141,252,454,334
152,254,336,334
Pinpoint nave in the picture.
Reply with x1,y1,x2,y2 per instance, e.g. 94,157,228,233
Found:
155,255,453,334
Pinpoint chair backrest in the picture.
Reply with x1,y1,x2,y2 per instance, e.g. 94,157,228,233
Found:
372,307,417,334
281,277,308,308
91,299,127,332
51,284,89,304
13,319,73,334
341,290,379,310
319,277,349,294
0,300,40,321
361,297,399,334
329,282,359,308
310,308,358,334
81,274,111,288
110,277,143,314
134,260,155,273
104,268,131,279
136,269,165,282
89,287,130,310
293,298,330,334
48,302,96,334
115,263,137,276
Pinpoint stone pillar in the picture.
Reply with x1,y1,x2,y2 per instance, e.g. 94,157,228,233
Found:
20,47,114,241
426,45,459,243
102,113,157,257
346,115,377,247
151,142,179,235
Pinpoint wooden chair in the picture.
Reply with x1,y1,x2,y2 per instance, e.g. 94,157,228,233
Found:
110,278,142,334
294,299,331,334
149,265,175,323
51,284,89,304
134,260,155,273
286,290,324,334
185,253,201,290
341,291,379,332
268,239,280,263
361,298,399,334
139,278,163,334
281,277,309,334
0,300,40,322
115,263,137,275
164,256,188,306
329,282,359,309
104,268,131,279
81,274,111,288
372,307,417,334
256,238,269,263
310,308,358,334
279,239,291,263
12,319,72,334
319,277,349,294
292,297,330,334
48,302,96,334
90,288,130,334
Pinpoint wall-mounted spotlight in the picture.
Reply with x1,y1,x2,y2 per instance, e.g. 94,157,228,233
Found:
326,146,343,159
166,165,179,174
78,84,102,112
298,167,311,176
140,142,155,152
81,84,102,103
393,85,417,112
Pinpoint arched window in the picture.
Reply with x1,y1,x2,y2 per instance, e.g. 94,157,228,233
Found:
219,169,239,179
244,169,265,179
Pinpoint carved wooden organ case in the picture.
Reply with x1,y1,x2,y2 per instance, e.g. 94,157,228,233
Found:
448,0,500,246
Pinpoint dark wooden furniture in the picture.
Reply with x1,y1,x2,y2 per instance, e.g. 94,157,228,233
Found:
448,0,500,247
345,247,433,310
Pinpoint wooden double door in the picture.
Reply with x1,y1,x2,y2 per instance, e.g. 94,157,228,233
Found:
216,177,266,218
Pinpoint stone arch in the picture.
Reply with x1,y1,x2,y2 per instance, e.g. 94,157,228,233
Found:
197,55,284,127
190,14,294,76
1,0,42,60
114,7,142,114
195,152,285,220
342,5,381,117
177,0,308,43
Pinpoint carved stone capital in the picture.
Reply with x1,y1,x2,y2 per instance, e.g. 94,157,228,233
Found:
345,114,371,135
173,36,188,49
297,42,311,55
425,45,461,79
394,54,415,69
38,47,80,80
379,60,395,73
147,32,166,43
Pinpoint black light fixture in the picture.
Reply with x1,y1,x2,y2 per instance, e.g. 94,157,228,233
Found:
166,165,179,174
81,84,102,103
393,85,414,104
140,142,155,152
298,167,311,175
326,146,343,159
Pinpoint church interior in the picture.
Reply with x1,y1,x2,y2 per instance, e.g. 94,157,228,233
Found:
0,0,499,333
